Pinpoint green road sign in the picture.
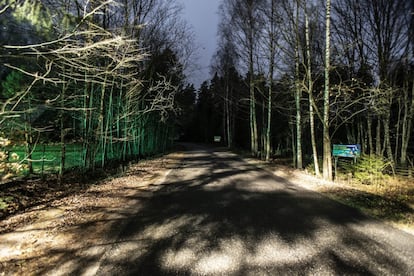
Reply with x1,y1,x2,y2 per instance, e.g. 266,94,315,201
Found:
333,144,361,158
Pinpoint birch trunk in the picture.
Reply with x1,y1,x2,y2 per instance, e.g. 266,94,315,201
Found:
249,52,258,156
294,1,302,169
394,97,402,162
323,0,332,180
265,0,276,161
247,2,258,157
383,114,395,174
305,7,320,176
400,81,414,165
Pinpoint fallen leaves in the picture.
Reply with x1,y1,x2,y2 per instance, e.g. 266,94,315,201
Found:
0,152,182,275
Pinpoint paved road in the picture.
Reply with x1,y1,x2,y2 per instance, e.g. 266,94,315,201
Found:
96,144,414,275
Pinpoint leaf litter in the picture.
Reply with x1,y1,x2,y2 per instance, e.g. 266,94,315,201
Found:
0,152,182,275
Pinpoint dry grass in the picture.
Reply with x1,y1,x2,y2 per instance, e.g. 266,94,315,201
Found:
320,175,414,234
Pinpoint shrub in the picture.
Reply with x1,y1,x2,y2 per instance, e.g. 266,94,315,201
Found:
352,155,390,185
0,137,26,180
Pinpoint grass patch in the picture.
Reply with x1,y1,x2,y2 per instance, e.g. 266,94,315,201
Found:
0,196,14,210
7,144,84,175
320,177,414,231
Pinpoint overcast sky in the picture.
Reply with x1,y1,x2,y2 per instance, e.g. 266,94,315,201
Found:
177,0,221,88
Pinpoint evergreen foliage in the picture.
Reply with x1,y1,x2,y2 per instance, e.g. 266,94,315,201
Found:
1,70,23,98
352,155,391,185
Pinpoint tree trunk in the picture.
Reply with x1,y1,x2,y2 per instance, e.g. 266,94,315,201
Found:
97,75,108,168
394,96,402,162
376,117,381,156
323,0,332,180
265,0,276,161
401,81,414,165
24,122,33,175
59,74,67,182
247,2,258,157
225,83,232,148
24,91,34,175
249,53,258,157
359,120,366,154
305,8,320,176
383,115,395,174
291,123,297,167
266,80,272,161
294,1,302,169
83,81,95,170
367,115,373,155
103,82,114,163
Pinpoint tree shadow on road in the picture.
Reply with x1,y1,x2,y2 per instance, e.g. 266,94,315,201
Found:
14,146,413,275
93,147,413,275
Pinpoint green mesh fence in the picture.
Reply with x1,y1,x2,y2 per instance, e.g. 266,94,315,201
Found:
10,144,83,174
7,121,174,176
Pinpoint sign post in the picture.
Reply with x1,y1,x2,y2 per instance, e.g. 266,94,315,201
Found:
332,144,361,180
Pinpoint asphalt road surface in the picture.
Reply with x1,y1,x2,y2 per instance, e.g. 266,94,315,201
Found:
96,144,414,275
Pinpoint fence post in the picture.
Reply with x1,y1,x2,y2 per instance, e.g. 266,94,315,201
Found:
41,144,45,179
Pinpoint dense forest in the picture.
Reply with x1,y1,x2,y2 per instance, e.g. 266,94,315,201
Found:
186,0,414,181
0,0,196,180
1,0,414,182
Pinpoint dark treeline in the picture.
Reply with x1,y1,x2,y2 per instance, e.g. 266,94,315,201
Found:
0,0,195,180
181,0,414,180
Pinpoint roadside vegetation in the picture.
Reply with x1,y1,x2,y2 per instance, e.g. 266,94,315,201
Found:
321,177,414,233
0,0,194,220
322,155,414,233
0,0,195,184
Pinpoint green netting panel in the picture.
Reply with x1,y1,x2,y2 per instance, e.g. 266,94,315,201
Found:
8,116,174,177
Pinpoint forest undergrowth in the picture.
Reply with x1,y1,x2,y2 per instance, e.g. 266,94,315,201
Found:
320,175,414,234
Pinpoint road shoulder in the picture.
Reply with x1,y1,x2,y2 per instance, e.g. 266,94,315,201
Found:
0,152,182,275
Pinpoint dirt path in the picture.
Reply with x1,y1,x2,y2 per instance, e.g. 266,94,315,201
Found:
0,152,181,275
